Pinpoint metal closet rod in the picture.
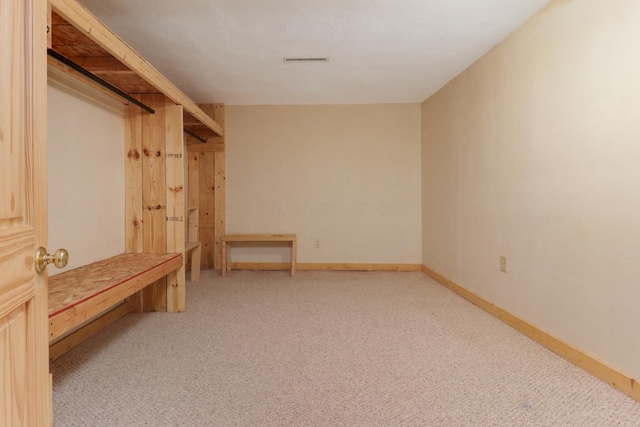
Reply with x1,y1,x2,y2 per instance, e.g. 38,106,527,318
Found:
183,128,207,143
47,49,155,114
48,49,208,144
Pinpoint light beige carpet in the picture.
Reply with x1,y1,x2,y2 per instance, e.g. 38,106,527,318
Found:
51,271,640,426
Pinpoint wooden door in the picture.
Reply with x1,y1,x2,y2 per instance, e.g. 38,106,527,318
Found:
0,0,51,425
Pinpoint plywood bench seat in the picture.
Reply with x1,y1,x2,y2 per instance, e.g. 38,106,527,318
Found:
48,252,183,342
221,234,296,277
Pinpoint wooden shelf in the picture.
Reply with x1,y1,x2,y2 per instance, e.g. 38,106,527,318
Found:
49,0,224,138
48,252,182,341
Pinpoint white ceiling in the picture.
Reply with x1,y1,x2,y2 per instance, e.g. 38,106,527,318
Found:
78,0,551,105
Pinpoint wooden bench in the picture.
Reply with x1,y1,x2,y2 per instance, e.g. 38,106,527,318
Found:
48,252,183,343
221,234,297,277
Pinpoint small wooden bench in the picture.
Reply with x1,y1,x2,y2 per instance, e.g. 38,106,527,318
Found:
221,234,297,277
48,252,183,343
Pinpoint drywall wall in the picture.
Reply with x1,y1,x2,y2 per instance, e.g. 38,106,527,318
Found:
421,0,640,379
227,104,422,264
48,68,125,275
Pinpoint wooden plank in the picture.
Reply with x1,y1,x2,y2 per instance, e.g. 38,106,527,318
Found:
214,151,225,270
420,265,640,403
48,253,182,341
188,154,199,209
47,55,131,106
195,104,225,270
124,94,143,253
144,277,167,312
31,0,53,421
213,114,226,269
230,263,422,272
199,152,215,268
186,142,225,153
141,94,167,254
221,240,227,277
50,0,224,137
212,104,226,270
223,234,297,242
139,94,167,311
65,56,135,73
49,303,129,361
165,100,185,312
200,226,215,268
291,239,297,277
187,208,199,243
127,291,143,313
189,243,201,282
47,2,52,49
141,207,166,255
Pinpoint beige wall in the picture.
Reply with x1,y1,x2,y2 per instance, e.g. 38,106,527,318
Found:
421,0,640,379
48,69,125,275
227,104,422,264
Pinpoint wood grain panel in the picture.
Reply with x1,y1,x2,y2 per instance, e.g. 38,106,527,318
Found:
0,304,28,426
164,100,185,312
141,94,167,255
199,152,215,268
49,302,129,361
124,95,143,253
48,253,182,340
213,104,226,270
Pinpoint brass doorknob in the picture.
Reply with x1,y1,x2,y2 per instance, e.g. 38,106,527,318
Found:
35,247,69,273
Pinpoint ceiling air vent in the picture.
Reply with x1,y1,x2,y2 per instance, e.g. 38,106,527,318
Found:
283,57,329,62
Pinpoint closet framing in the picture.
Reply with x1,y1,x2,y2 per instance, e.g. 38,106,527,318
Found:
47,0,226,356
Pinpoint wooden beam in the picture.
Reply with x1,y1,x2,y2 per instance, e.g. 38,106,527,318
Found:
187,141,225,152
210,104,226,270
228,262,422,272
47,2,52,49
164,100,186,312
49,303,129,361
48,55,131,105
50,0,225,137
141,94,167,255
140,94,168,312
124,94,143,254
65,56,135,74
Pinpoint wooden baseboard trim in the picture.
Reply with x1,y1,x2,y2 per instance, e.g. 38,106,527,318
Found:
421,265,640,402
49,302,130,362
230,262,422,272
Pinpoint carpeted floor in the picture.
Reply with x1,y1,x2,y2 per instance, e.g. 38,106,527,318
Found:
51,270,640,426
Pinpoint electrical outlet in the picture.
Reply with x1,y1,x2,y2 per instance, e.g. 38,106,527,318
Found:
314,239,321,248
500,256,507,273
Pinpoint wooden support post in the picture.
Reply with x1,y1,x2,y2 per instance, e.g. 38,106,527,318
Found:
125,94,144,254
141,94,167,312
191,104,226,270
125,94,144,313
165,100,185,312
199,149,215,268
213,104,226,270
47,2,52,49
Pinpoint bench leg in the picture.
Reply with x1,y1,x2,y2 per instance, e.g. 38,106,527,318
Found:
191,244,201,282
226,243,232,273
291,240,297,277
221,240,227,277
